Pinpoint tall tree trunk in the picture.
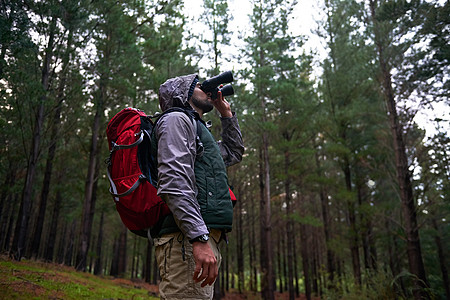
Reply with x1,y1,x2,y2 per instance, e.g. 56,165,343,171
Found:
57,222,68,264
136,238,141,278
236,186,244,294
144,240,152,282
152,254,159,285
282,232,288,294
94,211,104,275
386,219,402,278
284,150,295,300
12,16,56,261
131,235,137,278
44,188,62,262
3,193,18,252
276,227,283,293
343,160,361,285
30,97,62,259
293,234,300,297
30,29,73,259
221,249,227,295
65,219,77,266
222,248,230,293
75,86,104,271
259,142,274,300
358,184,377,271
299,221,311,300
314,140,336,286
369,2,429,298
110,237,119,277
0,168,14,235
249,187,257,292
117,225,128,277
1,169,16,251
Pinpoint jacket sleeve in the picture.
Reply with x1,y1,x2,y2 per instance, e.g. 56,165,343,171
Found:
217,112,244,167
155,112,208,240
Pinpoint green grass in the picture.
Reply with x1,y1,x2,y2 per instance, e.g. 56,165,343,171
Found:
0,255,158,299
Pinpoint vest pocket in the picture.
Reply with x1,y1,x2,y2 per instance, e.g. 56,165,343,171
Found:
203,176,217,211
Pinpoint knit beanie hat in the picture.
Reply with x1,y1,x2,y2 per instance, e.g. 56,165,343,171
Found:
187,77,199,100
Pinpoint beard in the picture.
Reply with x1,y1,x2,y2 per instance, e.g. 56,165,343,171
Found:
191,95,214,114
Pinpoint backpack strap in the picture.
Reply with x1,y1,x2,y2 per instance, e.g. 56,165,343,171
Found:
110,130,144,151
106,130,146,199
107,171,146,198
152,107,204,157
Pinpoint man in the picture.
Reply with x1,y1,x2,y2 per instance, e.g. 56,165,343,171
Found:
152,73,244,300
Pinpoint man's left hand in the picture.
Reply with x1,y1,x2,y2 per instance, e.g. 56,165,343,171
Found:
212,88,232,118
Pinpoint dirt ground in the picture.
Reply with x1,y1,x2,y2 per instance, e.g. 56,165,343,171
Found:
120,278,316,300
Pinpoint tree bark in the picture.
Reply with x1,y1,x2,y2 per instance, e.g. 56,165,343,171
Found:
144,240,152,282
93,211,104,275
0,168,14,237
284,150,295,300
110,237,119,277
314,144,336,286
276,227,283,293
3,193,18,252
65,219,77,266
30,27,73,259
12,15,56,261
117,225,128,277
343,159,361,285
152,254,159,285
56,222,68,264
293,234,300,297
358,184,377,271
259,141,274,300
44,189,62,262
236,186,244,294
75,85,104,271
249,187,257,292
369,2,429,298
299,221,311,300
30,96,62,259
131,234,137,278
0,169,16,251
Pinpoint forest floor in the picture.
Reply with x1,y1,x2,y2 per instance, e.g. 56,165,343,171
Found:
0,254,314,299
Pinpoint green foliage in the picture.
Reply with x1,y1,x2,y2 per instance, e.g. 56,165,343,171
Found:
321,270,408,300
199,0,233,74
1,0,448,298
289,213,323,227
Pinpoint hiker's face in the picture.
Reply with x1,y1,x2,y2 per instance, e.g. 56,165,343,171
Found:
191,83,213,114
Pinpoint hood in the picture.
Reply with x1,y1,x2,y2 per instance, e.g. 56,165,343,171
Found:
158,74,199,112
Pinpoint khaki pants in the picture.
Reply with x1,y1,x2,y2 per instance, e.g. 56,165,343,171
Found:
154,230,222,300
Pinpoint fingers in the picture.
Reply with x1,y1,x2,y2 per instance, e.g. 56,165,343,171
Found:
213,90,233,118
192,243,218,286
193,255,218,286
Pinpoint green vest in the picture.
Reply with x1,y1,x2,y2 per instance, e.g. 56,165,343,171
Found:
154,121,233,237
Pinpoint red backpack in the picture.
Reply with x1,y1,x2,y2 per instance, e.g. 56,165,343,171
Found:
106,107,237,237
106,108,170,237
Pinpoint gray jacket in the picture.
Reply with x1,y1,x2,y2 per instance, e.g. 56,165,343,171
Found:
156,74,244,240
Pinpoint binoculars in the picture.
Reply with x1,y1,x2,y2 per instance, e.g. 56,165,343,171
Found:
200,71,234,100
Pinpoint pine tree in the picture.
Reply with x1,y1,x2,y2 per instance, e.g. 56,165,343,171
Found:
243,0,308,298
200,0,232,74
368,0,431,298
